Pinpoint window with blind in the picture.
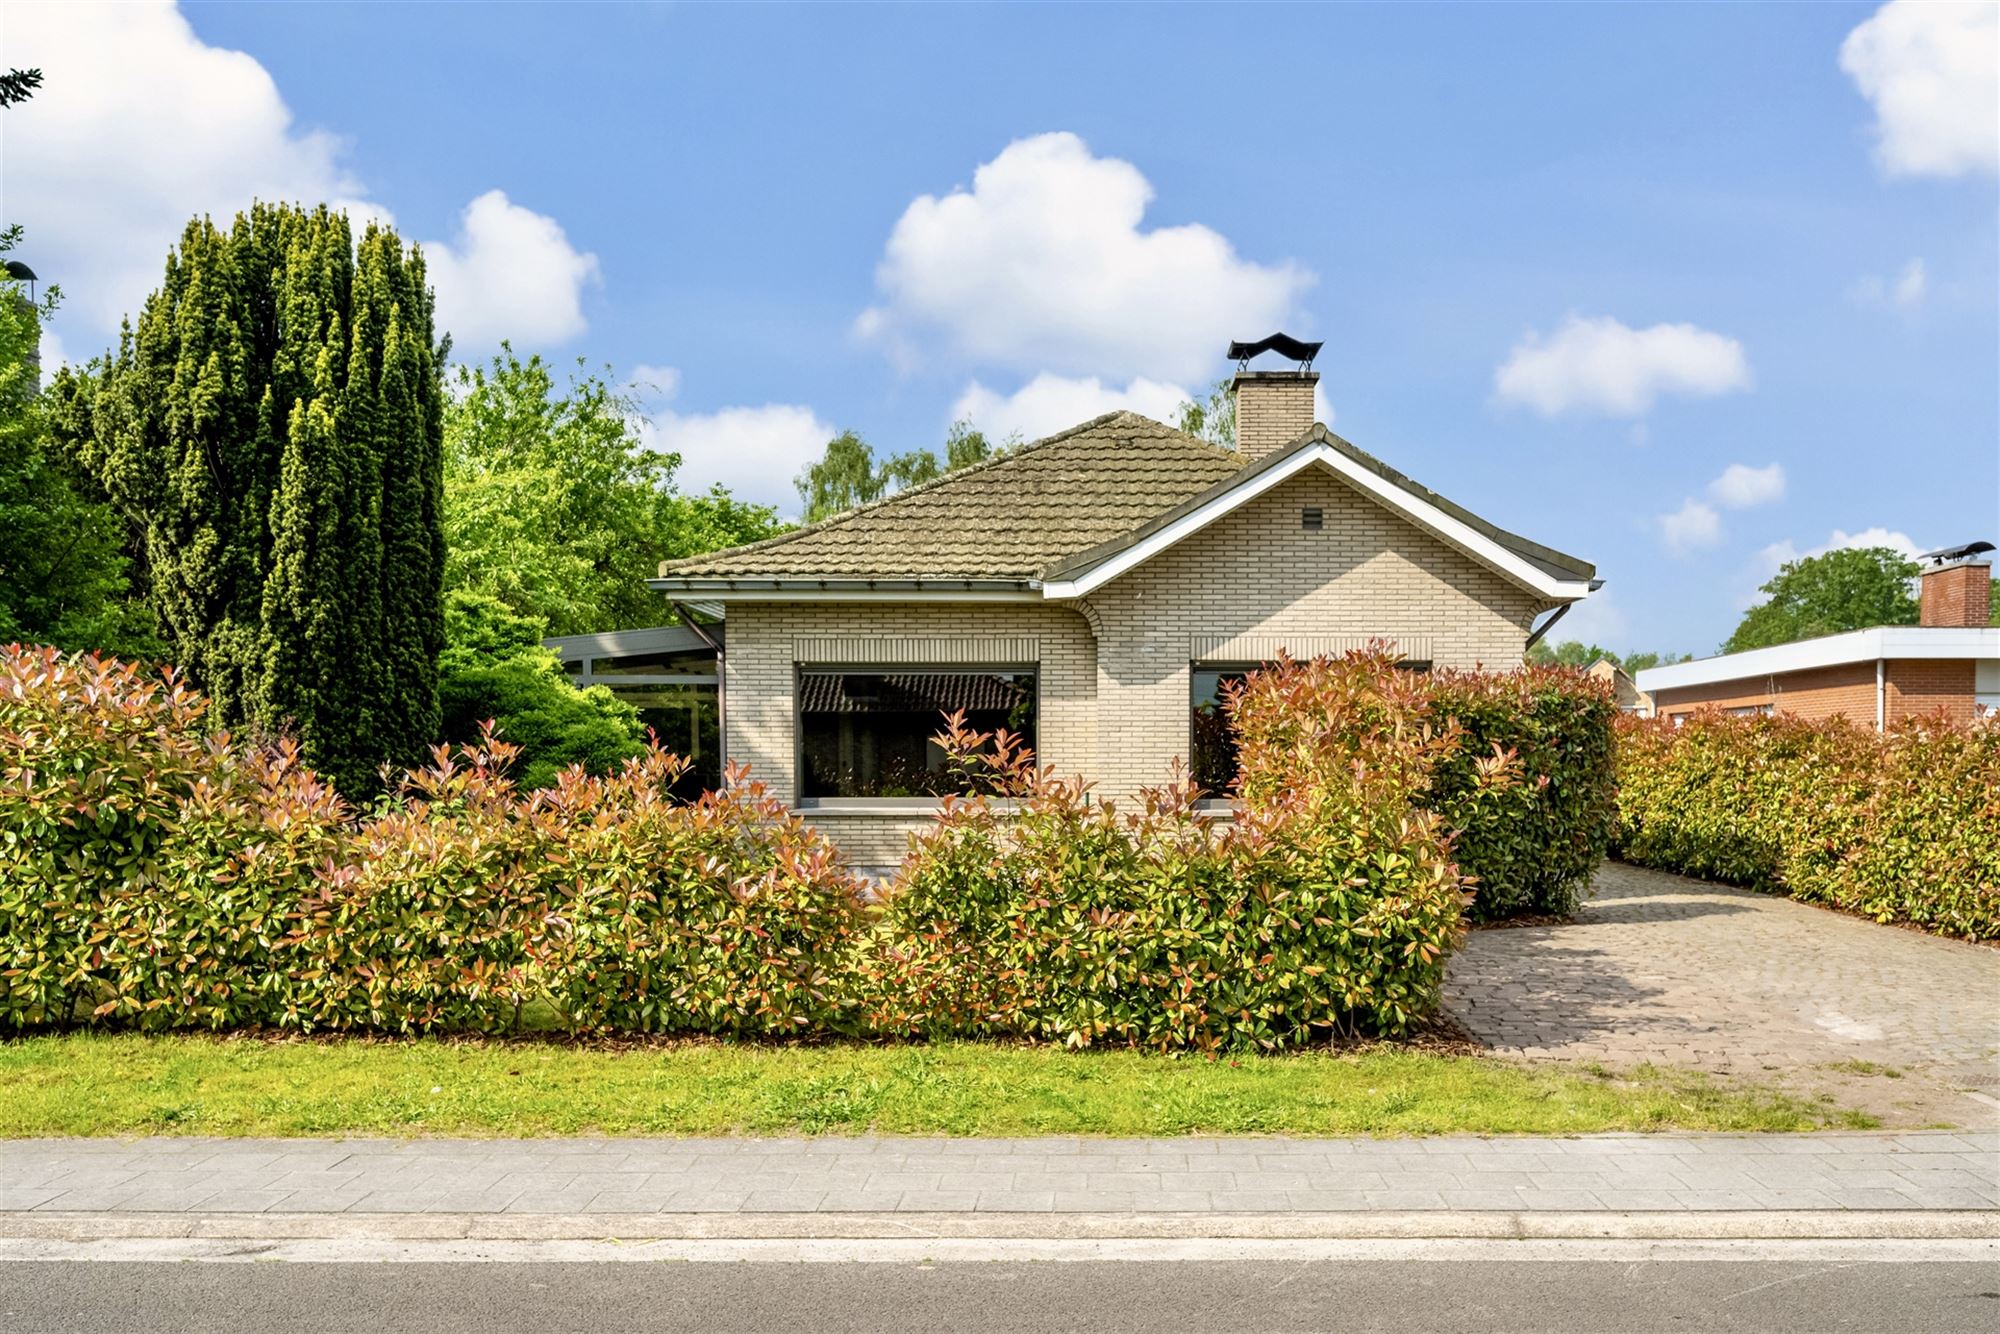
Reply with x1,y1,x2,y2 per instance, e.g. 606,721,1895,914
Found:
798,669,1037,799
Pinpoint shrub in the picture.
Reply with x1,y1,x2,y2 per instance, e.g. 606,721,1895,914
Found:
868,656,1487,1051
1423,667,1618,920
437,590,646,789
0,644,867,1034
1,643,1617,1045
1223,654,1616,922
1614,711,1999,940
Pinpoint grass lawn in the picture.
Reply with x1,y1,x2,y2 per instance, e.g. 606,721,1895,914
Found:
0,1034,1875,1137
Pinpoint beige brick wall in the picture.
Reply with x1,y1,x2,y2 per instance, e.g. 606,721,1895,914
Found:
1077,468,1546,802
722,601,1098,867
719,467,1554,861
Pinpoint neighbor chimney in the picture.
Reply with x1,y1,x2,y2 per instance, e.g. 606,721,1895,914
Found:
1918,546,1992,628
1227,333,1323,462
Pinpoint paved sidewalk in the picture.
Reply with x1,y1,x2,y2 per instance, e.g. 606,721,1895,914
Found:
1447,863,2000,1089
5,1131,1995,1217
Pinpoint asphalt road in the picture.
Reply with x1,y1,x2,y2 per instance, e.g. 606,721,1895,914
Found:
4,1260,1998,1333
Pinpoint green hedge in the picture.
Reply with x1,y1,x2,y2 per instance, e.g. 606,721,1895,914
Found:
1424,667,1618,921
1,645,1618,1045
0,648,863,1035
869,662,1475,1051
1614,711,2000,940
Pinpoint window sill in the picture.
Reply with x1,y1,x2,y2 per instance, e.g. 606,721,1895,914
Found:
1193,798,1240,819
793,798,1021,817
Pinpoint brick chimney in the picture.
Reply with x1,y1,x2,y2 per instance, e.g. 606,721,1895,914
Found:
1232,370,1318,460
1919,551,1992,627
1228,334,1322,461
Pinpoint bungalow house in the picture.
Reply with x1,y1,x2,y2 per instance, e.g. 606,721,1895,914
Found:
557,338,1599,873
1637,544,1999,729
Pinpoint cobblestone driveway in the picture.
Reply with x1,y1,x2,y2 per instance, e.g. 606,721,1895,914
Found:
1445,863,2000,1092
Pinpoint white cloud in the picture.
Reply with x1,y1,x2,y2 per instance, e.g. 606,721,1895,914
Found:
857,132,1312,384
1894,257,1930,307
1658,498,1723,554
641,403,835,513
1707,462,1786,509
1757,526,1925,575
949,373,1193,444
423,191,599,352
1840,1,1999,178
2,4,596,356
951,372,1333,445
36,329,68,377
1494,315,1751,417
626,364,681,405
1850,257,1929,310
0,1,369,335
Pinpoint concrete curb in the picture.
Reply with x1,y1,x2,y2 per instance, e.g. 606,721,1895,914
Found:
5,1208,1995,1243
3,1236,1997,1265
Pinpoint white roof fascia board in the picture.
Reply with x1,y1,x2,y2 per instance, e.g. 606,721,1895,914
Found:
1638,627,2000,693
1039,443,1594,602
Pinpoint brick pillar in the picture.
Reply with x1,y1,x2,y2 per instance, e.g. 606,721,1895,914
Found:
1231,370,1319,462
1918,560,1991,628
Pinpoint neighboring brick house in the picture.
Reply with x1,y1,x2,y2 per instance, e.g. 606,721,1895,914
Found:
1586,658,1652,714
632,342,1598,871
1637,550,1999,729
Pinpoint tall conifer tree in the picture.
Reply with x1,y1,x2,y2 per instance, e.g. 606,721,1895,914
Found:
58,204,444,793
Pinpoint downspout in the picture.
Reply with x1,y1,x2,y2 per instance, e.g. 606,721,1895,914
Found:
1875,658,1885,733
671,600,726,778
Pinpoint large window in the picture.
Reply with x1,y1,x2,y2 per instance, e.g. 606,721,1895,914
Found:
1190,667,1252,796
1191,658,1433,797
799,669,1036,799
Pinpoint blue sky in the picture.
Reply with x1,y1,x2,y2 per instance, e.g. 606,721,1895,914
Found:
6,2,1995,655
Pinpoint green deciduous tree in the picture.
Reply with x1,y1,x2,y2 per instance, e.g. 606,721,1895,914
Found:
444,348,787,635
0,230,158,656
1176,378,1236,448
1724,546,1918,653
436,589,645,789
53,204,446,794
794,420,1004,524
1526,640,1685,675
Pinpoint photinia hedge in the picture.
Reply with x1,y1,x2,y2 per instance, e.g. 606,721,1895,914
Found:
0,643,1620,1043
1614,710,1999,941
868,657,1482,1051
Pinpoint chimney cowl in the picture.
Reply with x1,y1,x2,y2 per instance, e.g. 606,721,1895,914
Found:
1228,333,1321,461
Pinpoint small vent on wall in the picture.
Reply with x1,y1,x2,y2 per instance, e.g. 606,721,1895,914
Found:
1301,506,1324,532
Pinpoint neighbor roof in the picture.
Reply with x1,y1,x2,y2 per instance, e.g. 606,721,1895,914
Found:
653,412,1242,584
1637,626,2000,694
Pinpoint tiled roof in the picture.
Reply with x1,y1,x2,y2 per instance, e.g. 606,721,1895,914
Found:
655,412,1243,582
1043,425,1596,587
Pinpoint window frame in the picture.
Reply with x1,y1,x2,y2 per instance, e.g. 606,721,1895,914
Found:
792,662,1042,809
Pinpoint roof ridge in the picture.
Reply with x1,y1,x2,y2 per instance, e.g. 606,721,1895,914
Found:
657,409,1234,573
